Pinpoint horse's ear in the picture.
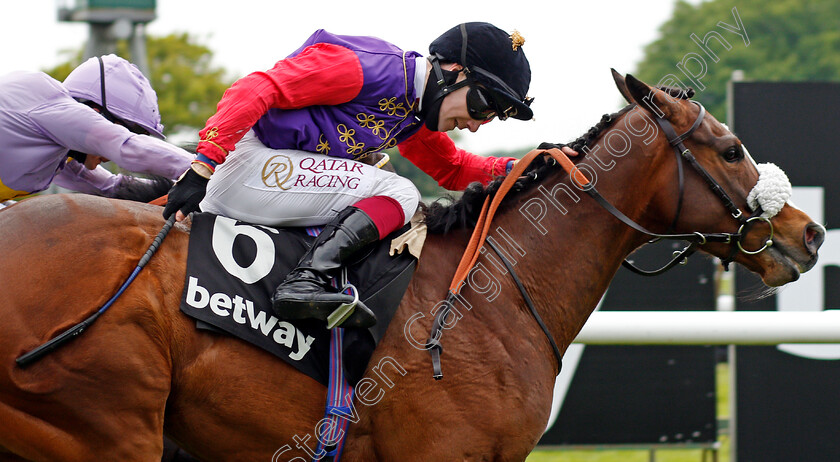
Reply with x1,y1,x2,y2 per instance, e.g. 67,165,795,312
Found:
625,74,682,120
611,68,634,104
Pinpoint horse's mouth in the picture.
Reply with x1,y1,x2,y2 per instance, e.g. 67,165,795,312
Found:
778,237,819,271
761,240,817,286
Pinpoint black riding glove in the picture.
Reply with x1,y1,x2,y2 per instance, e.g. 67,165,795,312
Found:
163,167,209,219
537,141,567,151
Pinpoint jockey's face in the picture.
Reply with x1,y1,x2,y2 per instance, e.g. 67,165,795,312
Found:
83,155,106,170
436,65,491,133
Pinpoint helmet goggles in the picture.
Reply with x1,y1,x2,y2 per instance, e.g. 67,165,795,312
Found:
466,85,497,121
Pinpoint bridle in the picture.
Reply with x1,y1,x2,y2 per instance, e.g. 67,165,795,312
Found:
426,99,777,379
609,100,774,275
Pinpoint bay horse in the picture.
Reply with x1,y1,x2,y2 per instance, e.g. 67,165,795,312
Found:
0,73,824,461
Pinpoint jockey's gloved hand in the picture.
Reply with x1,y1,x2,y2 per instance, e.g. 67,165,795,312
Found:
537,141,566,151
163,165,210,219
538,141,580,158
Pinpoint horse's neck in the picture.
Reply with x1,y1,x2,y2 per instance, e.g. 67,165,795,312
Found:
401,144,661,386
464,146,660,363
499,202,639,347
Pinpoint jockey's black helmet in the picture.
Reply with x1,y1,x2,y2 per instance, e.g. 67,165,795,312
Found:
429,22,533,121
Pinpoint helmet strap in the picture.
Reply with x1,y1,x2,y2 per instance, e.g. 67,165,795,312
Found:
420,56,470,131
96,56,118,124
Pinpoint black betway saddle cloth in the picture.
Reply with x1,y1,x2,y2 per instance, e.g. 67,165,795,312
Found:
179,212,417,386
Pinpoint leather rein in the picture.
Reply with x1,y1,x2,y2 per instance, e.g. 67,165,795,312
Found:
427,100,774,379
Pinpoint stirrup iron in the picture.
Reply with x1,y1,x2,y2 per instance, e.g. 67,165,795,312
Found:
326,283,359,329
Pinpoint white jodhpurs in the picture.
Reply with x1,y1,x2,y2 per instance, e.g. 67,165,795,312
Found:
199,131,421,227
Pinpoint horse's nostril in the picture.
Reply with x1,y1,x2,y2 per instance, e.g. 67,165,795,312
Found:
804,223,825,254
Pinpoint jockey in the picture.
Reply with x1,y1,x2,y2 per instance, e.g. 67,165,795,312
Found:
0,54,193,206
163,22,577,328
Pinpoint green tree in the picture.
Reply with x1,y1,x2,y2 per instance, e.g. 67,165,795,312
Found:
44,33,233,134
145,33,233,131
634,0,840,121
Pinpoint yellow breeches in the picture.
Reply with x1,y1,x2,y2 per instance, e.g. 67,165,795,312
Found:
0,178,30,202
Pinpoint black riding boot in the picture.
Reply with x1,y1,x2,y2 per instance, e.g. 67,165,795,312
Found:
272,207,380,328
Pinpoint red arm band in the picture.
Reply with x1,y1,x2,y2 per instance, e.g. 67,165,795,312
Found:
197,43,364,164
398,126,516,191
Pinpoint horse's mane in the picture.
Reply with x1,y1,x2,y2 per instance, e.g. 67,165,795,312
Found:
423,85,694,234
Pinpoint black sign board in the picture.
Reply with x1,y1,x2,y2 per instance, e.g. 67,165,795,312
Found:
732,82,840,462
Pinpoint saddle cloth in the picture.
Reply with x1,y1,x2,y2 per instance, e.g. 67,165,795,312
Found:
179,212,420,386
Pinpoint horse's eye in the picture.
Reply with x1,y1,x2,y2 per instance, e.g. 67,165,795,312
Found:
722,146,744,163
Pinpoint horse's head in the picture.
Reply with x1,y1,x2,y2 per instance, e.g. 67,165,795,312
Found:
612,71,824,287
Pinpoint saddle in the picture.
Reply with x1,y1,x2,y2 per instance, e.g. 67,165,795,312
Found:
179,212,423,386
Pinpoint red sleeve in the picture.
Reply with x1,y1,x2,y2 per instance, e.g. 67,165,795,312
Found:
197,43,364,164
397,126,516,191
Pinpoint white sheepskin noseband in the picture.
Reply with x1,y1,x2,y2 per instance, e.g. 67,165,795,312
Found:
743,145,792,218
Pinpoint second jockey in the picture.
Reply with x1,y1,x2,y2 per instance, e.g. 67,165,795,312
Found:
0,54,193,206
